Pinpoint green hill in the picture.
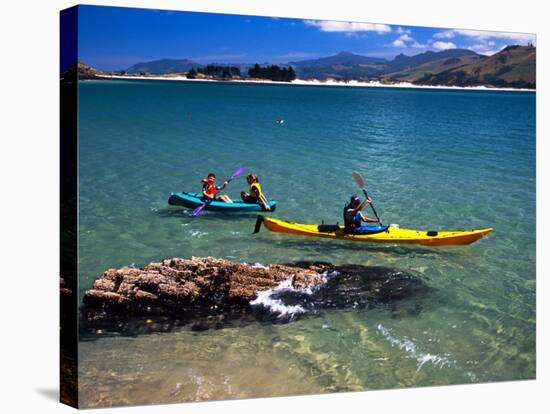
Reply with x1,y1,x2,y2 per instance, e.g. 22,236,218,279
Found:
384,55,484,82
385,49,480,73
386,45,535,89
289,49,481,81
290,51,388,80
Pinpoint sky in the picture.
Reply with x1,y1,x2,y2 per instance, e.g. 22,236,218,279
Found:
73,5,536,71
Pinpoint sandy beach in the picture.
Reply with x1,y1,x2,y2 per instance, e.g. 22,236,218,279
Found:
96,73,535,92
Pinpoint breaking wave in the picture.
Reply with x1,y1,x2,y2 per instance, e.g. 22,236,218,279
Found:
250,271,338,319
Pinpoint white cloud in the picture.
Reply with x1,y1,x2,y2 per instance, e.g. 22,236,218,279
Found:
434,29,535,45
478,49,500,56
453,29,534,43
304,20,391,34
397,27,411,35
433,29,534,56
412,42,427,49
434,30,455,39
390,32,415,48
471,43,490,52
432,41,457,50
392,39,406,48
470,43,507,56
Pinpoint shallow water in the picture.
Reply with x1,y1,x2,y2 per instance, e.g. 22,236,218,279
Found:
77,80,535,407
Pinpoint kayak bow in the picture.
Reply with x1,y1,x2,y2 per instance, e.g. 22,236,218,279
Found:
254,216,492,246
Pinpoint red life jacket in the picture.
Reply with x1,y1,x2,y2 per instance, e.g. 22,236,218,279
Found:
203,180,217,196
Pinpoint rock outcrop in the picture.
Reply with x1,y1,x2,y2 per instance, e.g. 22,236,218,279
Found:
60,63,101,83
84,257,327,314
82,257,429,336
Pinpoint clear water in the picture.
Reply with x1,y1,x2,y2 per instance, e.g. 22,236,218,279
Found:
77,80,535,407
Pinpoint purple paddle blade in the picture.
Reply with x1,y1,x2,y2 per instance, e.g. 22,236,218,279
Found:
228,165,245,182
191,203,207,217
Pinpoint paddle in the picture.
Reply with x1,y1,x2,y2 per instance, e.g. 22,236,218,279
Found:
352,171,382,223
191,165,246,217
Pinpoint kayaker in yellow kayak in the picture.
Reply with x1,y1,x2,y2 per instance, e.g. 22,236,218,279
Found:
201,173,232,203
343,195,381,232
240,173,271,211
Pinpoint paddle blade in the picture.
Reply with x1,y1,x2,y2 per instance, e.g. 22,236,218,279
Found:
229,165,246,181
191,203,206,217
352,171,365,189
253,215,264,234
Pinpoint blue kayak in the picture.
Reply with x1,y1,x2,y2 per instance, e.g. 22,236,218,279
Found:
168,192,277,212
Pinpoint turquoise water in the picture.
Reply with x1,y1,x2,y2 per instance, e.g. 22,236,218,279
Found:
77,80,535,407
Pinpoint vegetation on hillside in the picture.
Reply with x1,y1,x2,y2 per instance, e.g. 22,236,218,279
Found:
384,45,535,89
248,64,296,82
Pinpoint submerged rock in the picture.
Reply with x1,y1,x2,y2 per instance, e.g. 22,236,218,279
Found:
82,257,429,335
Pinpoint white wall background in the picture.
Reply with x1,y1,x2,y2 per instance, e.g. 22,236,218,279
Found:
0,0,546,413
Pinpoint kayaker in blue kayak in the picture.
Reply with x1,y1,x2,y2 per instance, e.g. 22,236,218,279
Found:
201,173,232,203
240,173,271,211
343,195,380,232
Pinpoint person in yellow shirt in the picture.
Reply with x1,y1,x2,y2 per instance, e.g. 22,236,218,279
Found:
240,173,271,211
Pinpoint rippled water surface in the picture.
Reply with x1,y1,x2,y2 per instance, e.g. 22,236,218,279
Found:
77,80,535,407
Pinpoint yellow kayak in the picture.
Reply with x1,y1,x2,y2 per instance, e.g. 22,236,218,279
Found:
255,216,493,246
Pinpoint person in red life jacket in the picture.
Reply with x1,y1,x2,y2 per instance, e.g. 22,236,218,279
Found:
201,173,232,203
343,195,380,232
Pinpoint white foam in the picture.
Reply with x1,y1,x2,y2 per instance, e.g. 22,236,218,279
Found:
377,324,453,371
249,269,338,318
189,230,208,238
250,279,306,318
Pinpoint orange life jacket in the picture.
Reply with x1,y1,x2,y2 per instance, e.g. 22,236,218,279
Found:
203,180,217,196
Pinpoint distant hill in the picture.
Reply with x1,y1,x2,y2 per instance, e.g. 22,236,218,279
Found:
384,54,484,83
290,51,388,80
289,49,481,80
386,45,535,89
292,51,387,67
384,49,480,73
126,59,202,74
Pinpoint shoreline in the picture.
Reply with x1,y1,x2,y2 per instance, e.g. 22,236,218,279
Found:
96,73,535,92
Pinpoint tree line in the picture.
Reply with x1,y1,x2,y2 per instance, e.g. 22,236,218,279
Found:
248,64,296,82
185,63,297,82
187,65,241,79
